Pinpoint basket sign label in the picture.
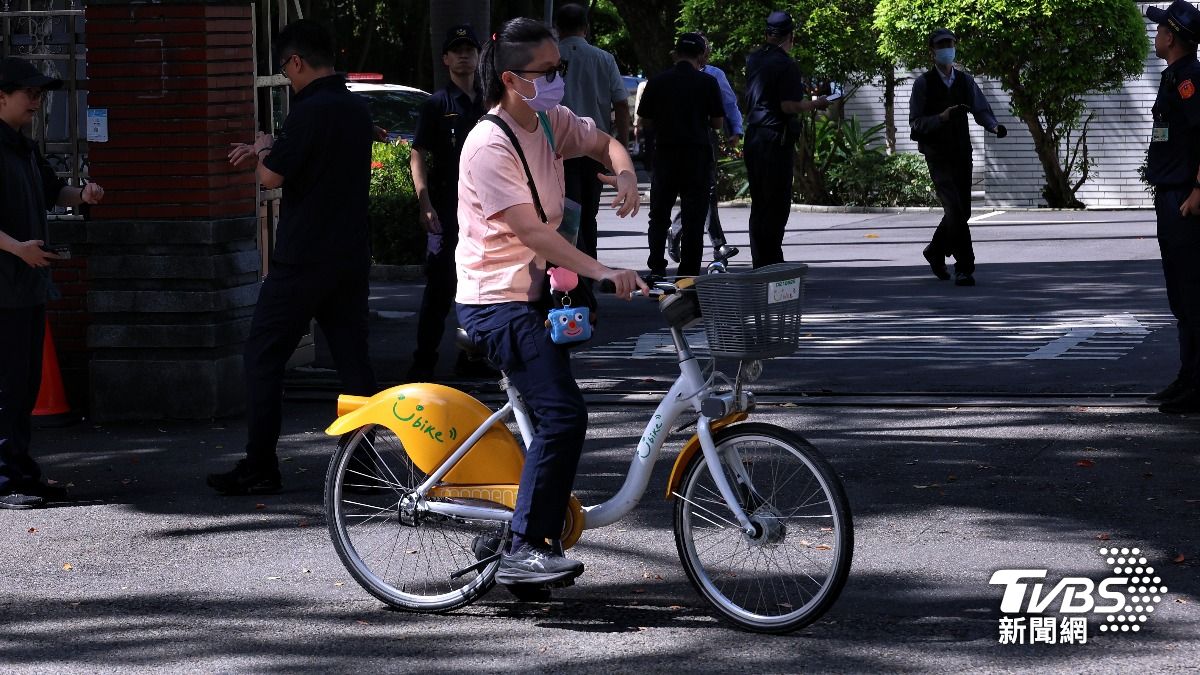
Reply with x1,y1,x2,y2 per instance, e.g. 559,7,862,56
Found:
768,278,801,304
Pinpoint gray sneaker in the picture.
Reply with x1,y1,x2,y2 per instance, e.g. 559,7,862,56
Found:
0,492,45,510
496,543,584,586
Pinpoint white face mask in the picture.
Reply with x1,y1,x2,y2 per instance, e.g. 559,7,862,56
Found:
934,47,956,66
513,72,565,112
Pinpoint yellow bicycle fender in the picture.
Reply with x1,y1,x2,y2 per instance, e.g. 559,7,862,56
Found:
325,384,525,485
664,412,749,499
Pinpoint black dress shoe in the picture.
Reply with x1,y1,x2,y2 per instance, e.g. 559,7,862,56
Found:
206,459,282,495
922,245,950,280
954,271,976,286
1158,387,1200,415
1147,377,1190,403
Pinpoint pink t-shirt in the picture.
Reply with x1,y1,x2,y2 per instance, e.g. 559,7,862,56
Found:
455,105,603,304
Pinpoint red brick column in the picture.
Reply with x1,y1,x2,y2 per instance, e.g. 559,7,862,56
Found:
71,0,262,421
84,2,256,220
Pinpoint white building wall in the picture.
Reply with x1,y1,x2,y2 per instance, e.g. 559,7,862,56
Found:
843,3,1168,208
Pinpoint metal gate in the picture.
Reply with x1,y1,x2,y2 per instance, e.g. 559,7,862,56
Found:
0,0,87,221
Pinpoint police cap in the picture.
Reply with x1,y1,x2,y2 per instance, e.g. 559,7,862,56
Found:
0,57,62,90
927,27,957,48
442,24,480,54
766,10,794,36
675,32,706,57
1147,0,1200,45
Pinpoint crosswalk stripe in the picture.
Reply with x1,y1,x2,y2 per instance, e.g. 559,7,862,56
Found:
575,312,1174,362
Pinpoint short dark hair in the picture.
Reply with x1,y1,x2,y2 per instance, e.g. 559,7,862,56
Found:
479,17,555,107
554,3,588,34
275,19,335,70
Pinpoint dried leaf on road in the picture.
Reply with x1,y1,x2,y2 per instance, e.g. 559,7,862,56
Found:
254,503,267,510
1075,459,1095,468
814,544,833,551
632,588,646,594
62,563,73,571
1173,553,1186,564
1096,533,1111,541
27,528,36,534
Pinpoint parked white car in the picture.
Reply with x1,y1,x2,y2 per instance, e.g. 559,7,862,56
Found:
347,77,430,144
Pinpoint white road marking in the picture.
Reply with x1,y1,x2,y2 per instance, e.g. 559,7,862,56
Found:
579,312,1173,362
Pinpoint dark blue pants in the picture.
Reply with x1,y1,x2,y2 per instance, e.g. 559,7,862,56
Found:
244,260,378,464
0,304,45,493
744,126,794,268
456,302,588,542
1155,188,1200,385
926,152,976,275
647,144,712,276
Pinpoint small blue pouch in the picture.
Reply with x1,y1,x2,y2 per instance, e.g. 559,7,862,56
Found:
546,302,592,345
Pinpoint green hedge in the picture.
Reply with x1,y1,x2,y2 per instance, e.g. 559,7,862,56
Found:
369,141,425,266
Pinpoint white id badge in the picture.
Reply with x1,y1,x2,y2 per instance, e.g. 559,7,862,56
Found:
1152,126,1170,143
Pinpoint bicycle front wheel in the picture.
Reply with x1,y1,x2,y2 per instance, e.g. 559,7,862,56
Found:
673,422,853,633
324,424,505,612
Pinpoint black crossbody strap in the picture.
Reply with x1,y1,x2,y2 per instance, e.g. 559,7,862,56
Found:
482,113,548,223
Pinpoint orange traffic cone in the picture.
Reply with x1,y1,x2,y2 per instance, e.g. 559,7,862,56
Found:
33,317,74,426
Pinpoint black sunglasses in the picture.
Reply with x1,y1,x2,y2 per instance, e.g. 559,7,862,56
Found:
511,61,569,83
277,53,303,74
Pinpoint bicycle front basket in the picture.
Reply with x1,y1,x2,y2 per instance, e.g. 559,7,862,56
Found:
693,262,807,359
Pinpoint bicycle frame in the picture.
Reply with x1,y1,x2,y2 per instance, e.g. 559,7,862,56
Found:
411,325,760,537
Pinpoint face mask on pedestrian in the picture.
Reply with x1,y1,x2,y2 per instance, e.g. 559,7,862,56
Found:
512,72,565,112
934,47,956,66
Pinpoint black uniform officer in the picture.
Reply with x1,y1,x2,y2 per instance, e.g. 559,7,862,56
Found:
909,28,1005,287
638,32,724,277
743,10,828,268
1145,0,1200,415
210,19,378,494
407,25,486,381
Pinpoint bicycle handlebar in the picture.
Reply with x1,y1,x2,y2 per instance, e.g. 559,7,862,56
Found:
597,277,676,297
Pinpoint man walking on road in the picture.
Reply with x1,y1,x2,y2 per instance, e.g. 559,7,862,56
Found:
638,32,724,278
909,28,1006,287
743,10,828,268
1144,0,1200,415
554,3,631,262
406,25,487,382
212,20,378,494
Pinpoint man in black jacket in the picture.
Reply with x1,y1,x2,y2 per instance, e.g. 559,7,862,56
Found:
909,28,1006,287
638,32,724,277
0,58,105,509
213,20,378,494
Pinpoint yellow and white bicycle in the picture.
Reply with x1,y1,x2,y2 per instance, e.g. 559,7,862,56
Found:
323,263,853,633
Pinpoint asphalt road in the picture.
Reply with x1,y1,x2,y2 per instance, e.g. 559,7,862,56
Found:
3,206,1197,673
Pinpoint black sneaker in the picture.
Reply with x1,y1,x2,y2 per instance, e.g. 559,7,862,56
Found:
206,459,282,495
923,245,950,281
19,480,68,501
1159,387,1200,415
495,543,584,586
954,271,976,287
1147,377,1190,403
0,492,45,510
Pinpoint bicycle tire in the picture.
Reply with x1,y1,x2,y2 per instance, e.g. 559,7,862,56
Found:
673,422,853,633
324,424,505,612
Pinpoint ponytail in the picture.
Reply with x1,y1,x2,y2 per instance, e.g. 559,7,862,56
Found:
478,17,555,107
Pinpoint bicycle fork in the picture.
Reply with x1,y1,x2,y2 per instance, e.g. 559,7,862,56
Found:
694,417,759,537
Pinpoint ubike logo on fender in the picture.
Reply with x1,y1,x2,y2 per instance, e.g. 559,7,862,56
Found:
988,547,1170,645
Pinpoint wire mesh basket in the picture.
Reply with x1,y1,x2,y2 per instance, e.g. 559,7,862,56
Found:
693,262,808,360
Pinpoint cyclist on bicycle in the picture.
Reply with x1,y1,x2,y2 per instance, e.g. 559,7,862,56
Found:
455,18,648,587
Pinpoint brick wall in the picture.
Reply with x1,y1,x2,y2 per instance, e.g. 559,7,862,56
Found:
84,2,257,221
842,3,1168,208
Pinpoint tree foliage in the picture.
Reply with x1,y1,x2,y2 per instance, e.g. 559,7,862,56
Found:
874,0,1147,207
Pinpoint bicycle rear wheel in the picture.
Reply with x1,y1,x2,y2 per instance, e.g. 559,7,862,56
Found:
673,422,853,633
324,424,505,612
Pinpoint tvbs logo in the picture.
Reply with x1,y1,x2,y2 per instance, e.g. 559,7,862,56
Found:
989,547,1168,642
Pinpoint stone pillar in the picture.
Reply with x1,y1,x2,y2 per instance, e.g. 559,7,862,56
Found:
82,1,259,420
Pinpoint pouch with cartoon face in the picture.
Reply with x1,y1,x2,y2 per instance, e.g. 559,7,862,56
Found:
546,305,592,344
